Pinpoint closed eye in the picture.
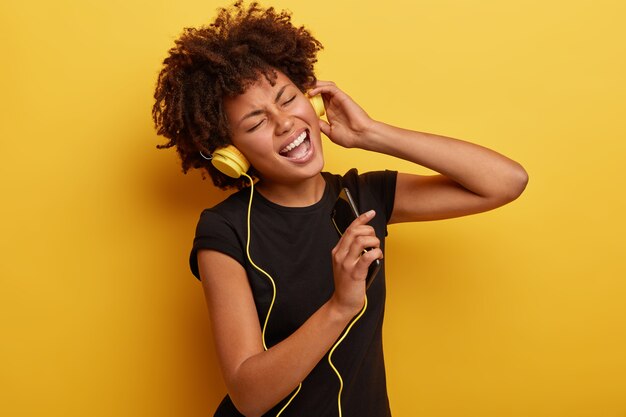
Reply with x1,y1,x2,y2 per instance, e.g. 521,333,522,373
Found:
283,95,296,105
246,119,265,132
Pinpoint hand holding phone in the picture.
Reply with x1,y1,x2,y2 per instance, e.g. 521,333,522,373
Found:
331,188,382,289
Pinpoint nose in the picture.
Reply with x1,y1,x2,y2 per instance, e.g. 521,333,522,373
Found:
273,108,294,136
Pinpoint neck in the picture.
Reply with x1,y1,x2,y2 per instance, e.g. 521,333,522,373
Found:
255,173,326,207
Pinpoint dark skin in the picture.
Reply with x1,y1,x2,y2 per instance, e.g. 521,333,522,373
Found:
198,70,528,416
151,2,323,190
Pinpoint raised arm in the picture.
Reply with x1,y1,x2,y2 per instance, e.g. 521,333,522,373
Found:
308,81,529,223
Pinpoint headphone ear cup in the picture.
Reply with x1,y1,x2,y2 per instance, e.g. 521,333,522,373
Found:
211,145,250,178
309,94,326,117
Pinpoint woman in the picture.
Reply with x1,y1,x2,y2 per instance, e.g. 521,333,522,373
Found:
152,2,528,416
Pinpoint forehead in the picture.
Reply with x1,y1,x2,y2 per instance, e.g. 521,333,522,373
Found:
224,71,294,112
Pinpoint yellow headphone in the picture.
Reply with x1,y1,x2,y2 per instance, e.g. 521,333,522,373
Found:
209,94,326,178
211,145,251,179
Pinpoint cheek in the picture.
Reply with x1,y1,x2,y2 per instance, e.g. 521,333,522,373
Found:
299,99,317,118
289,101,320,134
231,133,272,165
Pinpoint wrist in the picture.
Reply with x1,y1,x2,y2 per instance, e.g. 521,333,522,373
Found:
358,120,390,152
326,294,363,323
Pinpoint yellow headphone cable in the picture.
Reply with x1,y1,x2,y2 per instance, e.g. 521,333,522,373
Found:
242,173,368,417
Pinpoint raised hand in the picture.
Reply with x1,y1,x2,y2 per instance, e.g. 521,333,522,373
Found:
308,80,376,149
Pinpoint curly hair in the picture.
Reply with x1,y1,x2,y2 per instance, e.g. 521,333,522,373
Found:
152,1,323,189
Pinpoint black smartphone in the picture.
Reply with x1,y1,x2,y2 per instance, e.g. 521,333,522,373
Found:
331,187,381,289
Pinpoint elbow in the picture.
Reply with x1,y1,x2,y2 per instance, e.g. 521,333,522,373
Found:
510,163,529,200
230,397,264,417
239,408,263,417
223,359,284,417
228,388,272,417
480,162,528,208
499,162,529,203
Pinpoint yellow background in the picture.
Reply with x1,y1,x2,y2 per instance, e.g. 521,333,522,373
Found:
2,0,625,416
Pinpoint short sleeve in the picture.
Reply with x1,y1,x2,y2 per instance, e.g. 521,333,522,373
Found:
189,210,246,281
337,169,397,238
360,170,398,224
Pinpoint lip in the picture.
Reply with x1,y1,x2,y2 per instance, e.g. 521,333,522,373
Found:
277,128,316,164
278,128,309,152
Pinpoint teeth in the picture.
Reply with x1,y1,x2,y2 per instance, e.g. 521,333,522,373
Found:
280,131,307,153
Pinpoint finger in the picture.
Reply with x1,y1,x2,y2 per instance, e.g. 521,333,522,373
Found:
318,119,331,137
339,212,376,246
339,223,378,254
331,212,376,258
346,235,380,261
333,223,377,262
359,247,384,265
342,223,378,243
334,227,373,256
351,209,376,227
307,81,340,98
313,80,336,88
352,248,384,281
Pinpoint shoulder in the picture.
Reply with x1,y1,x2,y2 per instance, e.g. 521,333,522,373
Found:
325,168,398,225
190,188,252,280
206,187,251,216
195,187,251,229
322,169,397,194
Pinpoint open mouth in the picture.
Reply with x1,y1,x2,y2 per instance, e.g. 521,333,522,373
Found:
279,130,312,160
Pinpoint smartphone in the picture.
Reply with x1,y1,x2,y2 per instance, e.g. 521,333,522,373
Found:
331,187,381,289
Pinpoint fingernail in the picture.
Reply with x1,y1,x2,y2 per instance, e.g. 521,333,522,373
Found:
366,209,375,217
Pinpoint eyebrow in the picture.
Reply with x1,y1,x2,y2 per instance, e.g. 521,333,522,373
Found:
238,84,290,127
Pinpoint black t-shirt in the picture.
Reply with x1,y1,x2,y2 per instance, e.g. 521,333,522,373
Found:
190,169,397,417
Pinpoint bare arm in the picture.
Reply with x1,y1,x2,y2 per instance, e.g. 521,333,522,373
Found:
198,211,380,416
365,123,529,222
308,82,528,223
